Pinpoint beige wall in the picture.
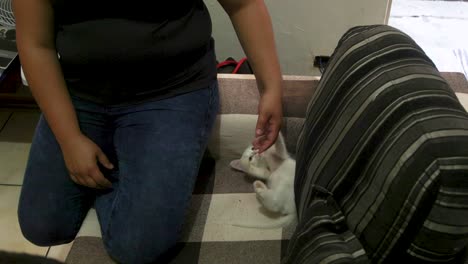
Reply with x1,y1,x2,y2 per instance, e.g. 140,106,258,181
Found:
206,0,391,75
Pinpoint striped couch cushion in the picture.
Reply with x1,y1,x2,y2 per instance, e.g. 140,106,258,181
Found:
283,25,468,263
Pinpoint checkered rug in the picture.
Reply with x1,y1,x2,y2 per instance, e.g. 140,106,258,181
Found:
66,156,295,264
65,116,304,264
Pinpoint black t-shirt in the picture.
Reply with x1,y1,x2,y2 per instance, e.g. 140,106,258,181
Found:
53,0,217,105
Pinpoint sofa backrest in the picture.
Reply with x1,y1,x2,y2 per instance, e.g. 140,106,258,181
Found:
207,74,319,160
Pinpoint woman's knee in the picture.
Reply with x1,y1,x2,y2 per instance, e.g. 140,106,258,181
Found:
17,203,77,247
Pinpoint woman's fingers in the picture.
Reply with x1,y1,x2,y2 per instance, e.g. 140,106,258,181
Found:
97,150,114,170
69,166,111,189
88,167,112,189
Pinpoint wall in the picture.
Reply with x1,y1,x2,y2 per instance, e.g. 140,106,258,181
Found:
205,0,391,75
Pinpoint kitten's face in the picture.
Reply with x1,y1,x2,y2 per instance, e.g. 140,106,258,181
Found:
240,146,268,169
230,134,289,179
239,145,271,178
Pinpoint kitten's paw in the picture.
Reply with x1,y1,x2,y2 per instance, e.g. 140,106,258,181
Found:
256,193,265,203
253,180,267,192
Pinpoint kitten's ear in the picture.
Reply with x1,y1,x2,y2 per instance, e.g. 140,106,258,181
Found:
274,133,289,159
230,159,245,172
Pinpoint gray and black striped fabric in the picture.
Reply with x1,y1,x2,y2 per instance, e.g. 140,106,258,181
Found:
284,25,468,263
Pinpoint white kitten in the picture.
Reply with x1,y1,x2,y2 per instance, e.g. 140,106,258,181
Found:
230,133,297,229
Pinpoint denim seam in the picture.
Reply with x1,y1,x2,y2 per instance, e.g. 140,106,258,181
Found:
102,164,123,246
201,84,215,150
176,84,216,237
192,83,215,166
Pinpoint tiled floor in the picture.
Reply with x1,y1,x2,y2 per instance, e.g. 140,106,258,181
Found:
0,109,103,263
0,111,40,185
0,110,47,259
0,185,48,256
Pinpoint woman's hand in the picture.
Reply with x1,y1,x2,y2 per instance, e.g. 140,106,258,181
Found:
253,90,283,153
60,133,114,189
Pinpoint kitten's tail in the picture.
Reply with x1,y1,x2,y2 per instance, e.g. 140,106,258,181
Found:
231,214,296,229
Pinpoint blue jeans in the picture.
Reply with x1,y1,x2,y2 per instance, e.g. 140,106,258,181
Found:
17,82,219,264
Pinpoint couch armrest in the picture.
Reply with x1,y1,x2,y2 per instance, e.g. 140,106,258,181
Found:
285,25,468,264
